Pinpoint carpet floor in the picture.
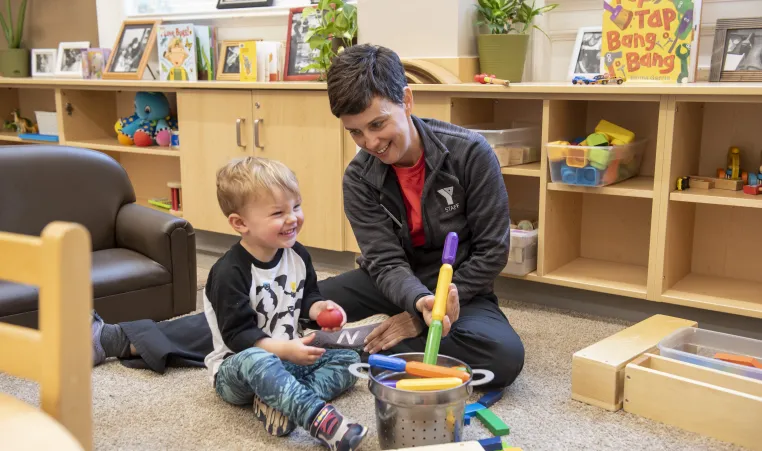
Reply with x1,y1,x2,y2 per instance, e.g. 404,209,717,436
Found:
0,268,746,451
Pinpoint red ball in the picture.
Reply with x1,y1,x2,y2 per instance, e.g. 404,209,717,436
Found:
317,309,343,328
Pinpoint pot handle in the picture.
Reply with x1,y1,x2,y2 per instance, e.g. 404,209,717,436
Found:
348,362,371,380
469,369,495,387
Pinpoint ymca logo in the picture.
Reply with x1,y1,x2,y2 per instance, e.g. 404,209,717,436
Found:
437,186,459,212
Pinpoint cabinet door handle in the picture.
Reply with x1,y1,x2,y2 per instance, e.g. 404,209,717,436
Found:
254,118,264,149
236,118,245,148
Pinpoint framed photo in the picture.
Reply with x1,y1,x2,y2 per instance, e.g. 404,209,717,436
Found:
103,20,160,80
216,0,273,8
284,6,322,81
55,42,90,78
710,18,762,82
31,48,57,78
216,41,244,81
568,26,603,80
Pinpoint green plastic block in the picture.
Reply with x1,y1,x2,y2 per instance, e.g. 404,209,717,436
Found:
588,147,611,170
585,132,610,147
475,408,510,436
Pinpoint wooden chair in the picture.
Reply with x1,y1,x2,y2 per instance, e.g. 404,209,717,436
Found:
0,222,93,451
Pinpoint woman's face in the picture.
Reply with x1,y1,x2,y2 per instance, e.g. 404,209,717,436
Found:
340,87,417,166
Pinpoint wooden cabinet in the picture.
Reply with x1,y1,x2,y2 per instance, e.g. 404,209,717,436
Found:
252,90,343,251
178,90,254,235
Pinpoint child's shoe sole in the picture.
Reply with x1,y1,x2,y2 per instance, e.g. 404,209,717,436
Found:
253,394,296,437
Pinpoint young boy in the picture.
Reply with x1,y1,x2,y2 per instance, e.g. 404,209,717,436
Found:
203,156,367,450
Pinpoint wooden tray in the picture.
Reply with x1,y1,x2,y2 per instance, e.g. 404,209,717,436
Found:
624,353,762,450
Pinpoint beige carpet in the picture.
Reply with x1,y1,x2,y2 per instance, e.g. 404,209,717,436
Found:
0,270,747,451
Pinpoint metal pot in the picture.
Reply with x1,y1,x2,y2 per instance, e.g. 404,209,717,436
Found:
348,352,494,450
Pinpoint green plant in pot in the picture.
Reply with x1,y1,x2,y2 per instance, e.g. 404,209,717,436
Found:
301,0,357,80
475,0,557,83
0,0,29,78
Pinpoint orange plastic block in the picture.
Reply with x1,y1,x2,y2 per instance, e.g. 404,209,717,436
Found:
714,352,762,369
406,361,471,382
566,147,588,168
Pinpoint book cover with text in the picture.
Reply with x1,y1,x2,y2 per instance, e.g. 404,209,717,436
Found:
158,23,197,81
601,0,702,83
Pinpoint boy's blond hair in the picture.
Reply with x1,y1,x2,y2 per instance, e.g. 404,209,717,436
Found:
216,156,300,217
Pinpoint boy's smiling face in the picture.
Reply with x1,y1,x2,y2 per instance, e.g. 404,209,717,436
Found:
228,187,304,262
342,87,419,167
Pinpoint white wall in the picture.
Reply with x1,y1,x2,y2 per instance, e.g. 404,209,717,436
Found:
541,0,762,82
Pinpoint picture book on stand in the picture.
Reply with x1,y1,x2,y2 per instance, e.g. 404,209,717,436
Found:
157,23,198,81
601,0,703,83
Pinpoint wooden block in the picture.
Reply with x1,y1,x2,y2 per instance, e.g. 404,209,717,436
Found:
690,176,743,191
624,353,762,450
475,408,510,436
690,178,714,189
571,314,697,411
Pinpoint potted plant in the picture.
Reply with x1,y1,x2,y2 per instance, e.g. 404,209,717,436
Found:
475,0,558,82
301,0,357,80
0,0,29,77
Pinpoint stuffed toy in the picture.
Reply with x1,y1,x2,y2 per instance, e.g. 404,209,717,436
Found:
115,91,178,147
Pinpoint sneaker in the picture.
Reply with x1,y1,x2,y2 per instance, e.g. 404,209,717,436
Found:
305,313,389,349
309,404,367,451
91,310,106,366
253,394,296,437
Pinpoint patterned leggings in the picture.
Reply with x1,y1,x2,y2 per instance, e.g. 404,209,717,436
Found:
215,347,360,429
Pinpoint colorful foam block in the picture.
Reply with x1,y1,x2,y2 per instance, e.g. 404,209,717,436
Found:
566,147,588,168
478,436,503,451
585,132,610,147
561,166,577,184
577,166,601,186
396,377,463,391
595,119,634,144
477,389,505,408
475,408,511,436
547,142,569,161
588,147,611,170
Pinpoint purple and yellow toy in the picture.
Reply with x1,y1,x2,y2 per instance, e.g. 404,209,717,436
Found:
423,232,459,365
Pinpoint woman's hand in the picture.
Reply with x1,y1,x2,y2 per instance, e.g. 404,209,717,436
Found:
363,311,424,354
309,300,347,332
415,283,460,338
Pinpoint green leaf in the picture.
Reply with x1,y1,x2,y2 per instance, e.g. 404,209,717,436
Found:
335,13,348,28
14,0,26,48
5,0,13,45
302,6,316,17
0,13,11,46
307,35,328,48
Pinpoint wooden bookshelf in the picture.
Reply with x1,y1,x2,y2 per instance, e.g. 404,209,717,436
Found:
3,78,762,320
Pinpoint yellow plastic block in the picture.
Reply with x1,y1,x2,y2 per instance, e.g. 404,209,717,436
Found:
396,377,463,391
547,142,569,162
595,119,634,144
610,138,626,146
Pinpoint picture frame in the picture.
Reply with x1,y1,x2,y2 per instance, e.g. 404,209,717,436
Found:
216,40,247,81
55,42,89,78
568,26,603,80
284,6,322,81
103,19,160,80
216,0,273,8
709,17,762,82
82,48,112,79
31,48,57,78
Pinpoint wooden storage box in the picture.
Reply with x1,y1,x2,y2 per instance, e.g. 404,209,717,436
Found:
571,314,697,411
624,353,762,450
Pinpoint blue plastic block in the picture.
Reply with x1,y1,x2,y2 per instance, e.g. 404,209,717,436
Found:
478,436,503,451
18,133,59,142
477,389,505,408
561,166,578,184
465,402,486,415
464,414,471,426
367,354,406,372
576,166,601,186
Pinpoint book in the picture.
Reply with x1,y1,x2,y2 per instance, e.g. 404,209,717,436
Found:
195,25,216,81
239,41,258,82
157,24,198,81
601,0,703,83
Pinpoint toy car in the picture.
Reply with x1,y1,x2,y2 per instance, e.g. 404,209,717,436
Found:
572,74,625,85
572,75,596,85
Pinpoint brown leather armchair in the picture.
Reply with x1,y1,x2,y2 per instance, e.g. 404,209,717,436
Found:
0,145,196,327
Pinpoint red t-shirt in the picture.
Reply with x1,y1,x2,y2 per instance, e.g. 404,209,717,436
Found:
392,152,426,247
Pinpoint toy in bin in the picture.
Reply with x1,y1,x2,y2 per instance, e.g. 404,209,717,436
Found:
115,92,178,147
546,119,644,187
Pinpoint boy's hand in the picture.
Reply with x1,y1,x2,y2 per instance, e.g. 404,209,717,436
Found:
309,300,347,332
415,283,460,338
283,334,325,366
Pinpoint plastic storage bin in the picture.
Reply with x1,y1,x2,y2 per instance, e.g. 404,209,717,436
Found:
546,139,647,187
504,228,538,276
658,327,762,381
467,122,541,167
